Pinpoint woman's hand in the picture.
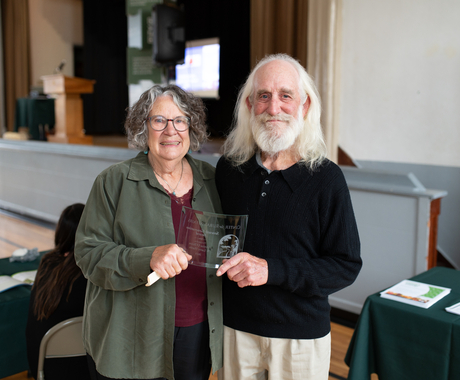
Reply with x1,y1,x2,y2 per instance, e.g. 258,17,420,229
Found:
150,244,192,280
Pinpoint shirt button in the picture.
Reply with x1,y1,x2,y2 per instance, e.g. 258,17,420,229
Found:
265,180,270,185
261,192,267,197
210,302,214,306
209,274,214,278
211,329,215,333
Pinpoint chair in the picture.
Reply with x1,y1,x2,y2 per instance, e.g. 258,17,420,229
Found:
37,316,85,380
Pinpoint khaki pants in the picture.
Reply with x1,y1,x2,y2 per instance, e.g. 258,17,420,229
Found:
219,326,331,380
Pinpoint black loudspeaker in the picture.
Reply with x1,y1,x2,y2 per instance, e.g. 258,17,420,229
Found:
152,4,186,66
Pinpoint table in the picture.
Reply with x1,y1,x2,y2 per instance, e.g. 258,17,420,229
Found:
14,97,55,140
0,252,45,378
345,267,460,380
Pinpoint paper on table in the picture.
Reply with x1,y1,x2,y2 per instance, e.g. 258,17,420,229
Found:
446,301,460,315
12,270,37,284
0,276,26,293
0,270,37,293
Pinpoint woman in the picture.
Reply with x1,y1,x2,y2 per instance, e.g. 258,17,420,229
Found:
26,203,89,380
75,85,222,380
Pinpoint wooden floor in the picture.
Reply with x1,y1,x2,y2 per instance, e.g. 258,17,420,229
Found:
0,210,376,380
0,211,54,259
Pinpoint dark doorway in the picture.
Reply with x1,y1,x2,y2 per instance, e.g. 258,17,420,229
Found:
82,0,129,135
178,0,250,136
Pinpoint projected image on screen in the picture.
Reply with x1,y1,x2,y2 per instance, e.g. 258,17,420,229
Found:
175,38,220,99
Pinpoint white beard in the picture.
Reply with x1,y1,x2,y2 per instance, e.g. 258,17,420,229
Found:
251,107,304,156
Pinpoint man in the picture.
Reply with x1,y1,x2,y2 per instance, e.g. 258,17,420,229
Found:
215,53,362,380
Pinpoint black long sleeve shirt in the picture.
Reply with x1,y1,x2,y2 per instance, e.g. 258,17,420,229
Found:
216,155,362,339
26,273,88,380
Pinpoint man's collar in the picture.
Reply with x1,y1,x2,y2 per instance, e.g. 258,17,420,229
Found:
255,151,272,173
280,163,311,192
243,153,312,192
242,154,263,176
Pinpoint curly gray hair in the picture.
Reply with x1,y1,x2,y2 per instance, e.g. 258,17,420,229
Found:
125,84,208,151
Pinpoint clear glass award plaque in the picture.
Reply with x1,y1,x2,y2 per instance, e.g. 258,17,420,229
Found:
177,206,248,268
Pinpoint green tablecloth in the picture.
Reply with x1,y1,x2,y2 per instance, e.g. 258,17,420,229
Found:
14,97,55,140
0,252,46,378
345,267,460,380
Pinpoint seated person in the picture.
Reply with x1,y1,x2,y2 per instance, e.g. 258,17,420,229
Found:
26,203,90,380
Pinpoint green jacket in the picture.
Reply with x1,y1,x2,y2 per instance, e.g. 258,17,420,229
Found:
75,152,223,379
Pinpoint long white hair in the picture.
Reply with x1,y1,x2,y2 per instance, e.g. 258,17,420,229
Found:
223,54,327,169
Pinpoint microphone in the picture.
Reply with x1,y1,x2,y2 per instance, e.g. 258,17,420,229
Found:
54,59,66,74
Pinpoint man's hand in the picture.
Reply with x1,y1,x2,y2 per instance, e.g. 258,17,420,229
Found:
150,244,192,280
216,252,268,288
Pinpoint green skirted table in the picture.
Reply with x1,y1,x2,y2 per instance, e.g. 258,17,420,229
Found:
345,267,460,380
14,97,55,140
0,252,46,378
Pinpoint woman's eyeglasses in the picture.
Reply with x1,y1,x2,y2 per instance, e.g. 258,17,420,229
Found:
145,115,191,132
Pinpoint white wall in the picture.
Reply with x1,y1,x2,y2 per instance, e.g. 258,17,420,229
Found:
28,0,83,86
339,0,460,168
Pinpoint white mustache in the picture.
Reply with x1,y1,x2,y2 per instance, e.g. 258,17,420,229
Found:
255,113,294,124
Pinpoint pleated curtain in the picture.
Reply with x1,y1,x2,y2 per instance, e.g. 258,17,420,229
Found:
250,0,342,163
1,0,31,132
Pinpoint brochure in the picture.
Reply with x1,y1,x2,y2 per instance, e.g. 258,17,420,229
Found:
380,279,451,309
0,270,37,293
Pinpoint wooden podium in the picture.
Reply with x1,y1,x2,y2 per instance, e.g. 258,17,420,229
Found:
41,74,95,145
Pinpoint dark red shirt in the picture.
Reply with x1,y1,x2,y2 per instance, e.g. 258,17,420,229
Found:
169,188,208,327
